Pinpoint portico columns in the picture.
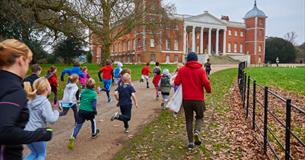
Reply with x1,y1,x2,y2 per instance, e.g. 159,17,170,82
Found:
200,27,204,54
223,29,227,55
183,25,187,54
216,29,219,55
208,28,212,55
192,26,196,52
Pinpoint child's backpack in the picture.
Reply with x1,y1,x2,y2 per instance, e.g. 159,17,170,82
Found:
114,67,121,78
160,75,171,93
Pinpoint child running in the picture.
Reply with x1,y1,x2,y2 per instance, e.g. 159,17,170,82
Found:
23,78,59,160
111,73,138,133
152,68,161,100
98,59,114,102
140,62,151,88
159,69,172,109
113,62,123,85
59,74,79,125
46,66,58,106
80,66,91,89
68,78,100,150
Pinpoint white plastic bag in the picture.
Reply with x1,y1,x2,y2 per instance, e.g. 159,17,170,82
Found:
166,85,182,112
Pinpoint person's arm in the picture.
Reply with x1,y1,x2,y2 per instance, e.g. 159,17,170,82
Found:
174,70,182,86
201,70,211,93
78,69,85,78
98,70,103,81
0,103,52,145
61,69,69,81
114,91,119,101
42,101,59,124
131,93,138,108
91,99,97,115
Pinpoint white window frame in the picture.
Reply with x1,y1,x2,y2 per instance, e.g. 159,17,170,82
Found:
234,43,237,53
174,39,179,51
228,43,231,53
150,38,155,48
234,31,238,37
258,46,262,53
240,44,243,53
133,39,136,50
127,40,130,51
166,39,170,51
137,38,141,48
174,55,179,62
228,30,231,36
240,32,244,37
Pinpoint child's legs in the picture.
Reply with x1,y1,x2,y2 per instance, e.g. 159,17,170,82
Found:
25,142,47,160
118,106,132,128
51,86,58,104
103,79,112,99
72,112,85,138
71,104,79,123
59,107,69,116
155,87,160,97
25,144,37,160
90,118,97,134
162,94,169,103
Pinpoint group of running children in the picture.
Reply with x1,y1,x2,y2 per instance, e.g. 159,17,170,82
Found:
22,59,211,159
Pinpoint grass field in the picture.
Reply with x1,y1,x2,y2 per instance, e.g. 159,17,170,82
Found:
31,63,176,102
113,68,237,159
245,67,305,96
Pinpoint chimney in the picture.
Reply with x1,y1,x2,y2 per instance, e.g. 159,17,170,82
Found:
221,16,230,21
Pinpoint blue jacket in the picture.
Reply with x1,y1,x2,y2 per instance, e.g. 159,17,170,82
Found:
61,66,85,81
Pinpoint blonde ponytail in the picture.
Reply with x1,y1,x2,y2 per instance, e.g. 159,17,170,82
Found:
23,82,36,100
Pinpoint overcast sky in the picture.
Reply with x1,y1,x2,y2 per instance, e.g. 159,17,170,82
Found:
165,0,305,45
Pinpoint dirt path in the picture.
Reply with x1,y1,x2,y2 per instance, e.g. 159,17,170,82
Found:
25,64,237,160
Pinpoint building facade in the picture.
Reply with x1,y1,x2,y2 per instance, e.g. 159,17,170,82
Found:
91,0,267,64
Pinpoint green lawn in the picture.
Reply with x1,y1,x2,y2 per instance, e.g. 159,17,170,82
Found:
31,64,176,102
113,68,237,159
245,67,305,96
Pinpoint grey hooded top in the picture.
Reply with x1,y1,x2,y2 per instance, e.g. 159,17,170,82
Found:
25,95,59,131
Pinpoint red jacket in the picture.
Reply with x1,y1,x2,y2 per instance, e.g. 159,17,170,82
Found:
48,73,58,87
174,61,211,101
141,66,151,76
99,65,113,80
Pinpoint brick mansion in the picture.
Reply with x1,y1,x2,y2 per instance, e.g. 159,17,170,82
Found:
91,0,267,64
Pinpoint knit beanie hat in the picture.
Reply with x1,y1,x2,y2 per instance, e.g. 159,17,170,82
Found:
186,52,198,62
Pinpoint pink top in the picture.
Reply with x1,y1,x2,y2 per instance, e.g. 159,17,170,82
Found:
79,71,90,85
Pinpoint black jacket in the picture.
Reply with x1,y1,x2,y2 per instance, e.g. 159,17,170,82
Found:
0,70,52,160
24,73,39,86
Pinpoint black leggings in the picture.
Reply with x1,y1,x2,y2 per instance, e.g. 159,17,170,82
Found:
60,104,78,123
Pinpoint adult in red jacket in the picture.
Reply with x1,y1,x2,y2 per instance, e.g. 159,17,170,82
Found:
141,62,151,88
174,52,211,150
98,60,114,102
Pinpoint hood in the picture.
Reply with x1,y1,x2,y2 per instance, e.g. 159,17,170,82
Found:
81,88,95,95
28,95,48,110
162,69,170,76
117,62,123,68
185,61,203,69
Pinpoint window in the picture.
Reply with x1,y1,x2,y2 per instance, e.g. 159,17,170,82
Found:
258,45,262,53
133,39,136,50
259,19,263,26
174,55,179,62
228,30,231,36
166,55,170,63
240,32,244,37
234,43,237,52
150,54,156,62
240,44,243,53
234,31,238,37
166,39,170,50
150,38,155,48
174,39,179,51
228,43,231,52
137,38,141,48
127,40,130,51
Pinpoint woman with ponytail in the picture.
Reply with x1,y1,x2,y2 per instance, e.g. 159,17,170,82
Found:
23,77,60,160
0,39,53,160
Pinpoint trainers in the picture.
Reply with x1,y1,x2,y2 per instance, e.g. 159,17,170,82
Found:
91,129,100,139
187,143,194,150
124,128,129,133
108,97,112,103
67,137,75,150
111,112,120,121
194,131,202,145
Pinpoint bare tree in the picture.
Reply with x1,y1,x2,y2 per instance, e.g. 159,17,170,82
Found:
18,0,178,64
284,31,297,45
